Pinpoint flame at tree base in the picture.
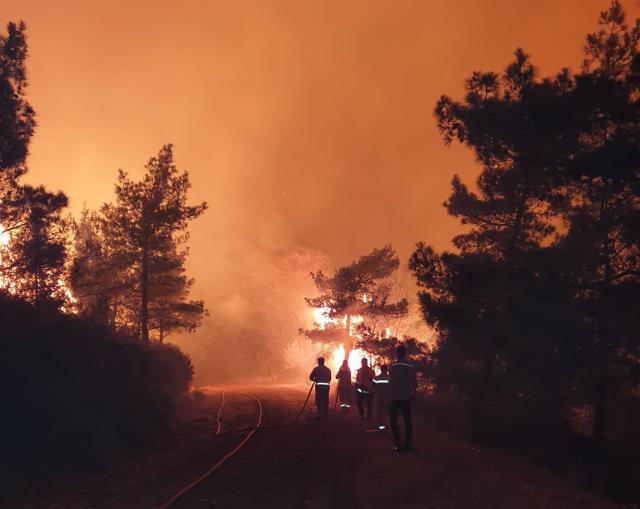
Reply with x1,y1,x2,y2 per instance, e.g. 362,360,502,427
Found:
330,345,369,376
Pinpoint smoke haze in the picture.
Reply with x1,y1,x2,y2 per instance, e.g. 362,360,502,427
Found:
4,0,637,382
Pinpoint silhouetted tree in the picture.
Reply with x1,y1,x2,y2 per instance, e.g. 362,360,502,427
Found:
0,21,33,188
0,21,72,316
413,1,640,445
147,247,207,342
417,48,577,434
0,21,35,237
558,1,640,450
302,245,408,360
100,144,207,341
70,207,128,325
1,186,68,315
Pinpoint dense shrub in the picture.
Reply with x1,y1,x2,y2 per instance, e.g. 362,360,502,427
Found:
0,293,193,483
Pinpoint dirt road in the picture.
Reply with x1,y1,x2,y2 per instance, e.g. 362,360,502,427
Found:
14,385,618,509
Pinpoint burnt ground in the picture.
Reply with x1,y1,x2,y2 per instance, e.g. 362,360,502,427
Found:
9,385,620,509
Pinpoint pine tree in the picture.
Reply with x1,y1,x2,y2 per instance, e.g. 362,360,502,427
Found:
559,1,640,449
415,49,576,434
1,185,68,315
70,207,128,325
302,245,408,360
411,1,640,442
0,21,35,236
100,144,207,341
147,247,206,342
0,21,74,315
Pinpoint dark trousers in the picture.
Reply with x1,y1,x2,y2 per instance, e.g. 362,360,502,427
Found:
315,385,329,418
357,390,372,418
376,396,389,427
390,399,412,448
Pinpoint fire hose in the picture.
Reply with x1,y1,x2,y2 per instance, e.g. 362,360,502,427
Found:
213,381,315,437
154,382,330,509
154,389,262,509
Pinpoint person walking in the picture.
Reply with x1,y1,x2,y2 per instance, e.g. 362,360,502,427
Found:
309,357,331,419
336,360,352,412
389,345,417,452
373,364,390,431
355,358,374,419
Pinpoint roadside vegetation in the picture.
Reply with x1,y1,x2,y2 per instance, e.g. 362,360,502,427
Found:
0,21,203,498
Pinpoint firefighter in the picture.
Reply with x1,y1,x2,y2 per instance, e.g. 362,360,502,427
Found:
309,357,331,419
372,364,390,430
336,359,352,412
389,345,417,452
355,358,374,419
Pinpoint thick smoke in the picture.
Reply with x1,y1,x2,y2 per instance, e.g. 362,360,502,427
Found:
175,243,330,384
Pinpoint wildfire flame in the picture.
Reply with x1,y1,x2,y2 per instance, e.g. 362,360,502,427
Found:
0,223,77,312
312,293,371,377
330,344,368,374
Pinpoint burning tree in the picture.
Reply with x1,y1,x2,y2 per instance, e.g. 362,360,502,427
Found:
301,245,408,362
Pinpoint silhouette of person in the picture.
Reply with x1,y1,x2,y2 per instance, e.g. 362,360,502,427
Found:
336,359,352,412
309,357,331,419
355,358,374,419
389,345,417,452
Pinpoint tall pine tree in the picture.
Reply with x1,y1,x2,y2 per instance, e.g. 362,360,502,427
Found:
100,144,207,341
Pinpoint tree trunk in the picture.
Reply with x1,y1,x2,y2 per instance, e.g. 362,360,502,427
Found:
140,238,149,341
470,343,494,439
506,191,528,259
34,268,40,320
593,342,607,452
343,314,353,362
470,194,527,438
593,214,611,453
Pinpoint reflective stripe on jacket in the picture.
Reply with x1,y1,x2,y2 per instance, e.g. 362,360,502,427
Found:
373,374,390,400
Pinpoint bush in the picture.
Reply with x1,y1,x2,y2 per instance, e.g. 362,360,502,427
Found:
0,293,193,484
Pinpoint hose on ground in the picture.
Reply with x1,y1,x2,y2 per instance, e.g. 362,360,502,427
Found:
213,382,315,437
153,390,262,509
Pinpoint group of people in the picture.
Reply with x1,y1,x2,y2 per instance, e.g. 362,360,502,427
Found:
308,345,417,452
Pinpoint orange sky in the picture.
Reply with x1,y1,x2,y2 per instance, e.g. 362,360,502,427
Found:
3,0,638,379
